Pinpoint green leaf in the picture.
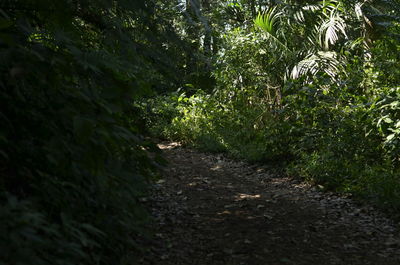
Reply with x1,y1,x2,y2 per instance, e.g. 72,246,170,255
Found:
384,117,394,123
0,18,13,30
254,8,280,35
386,133,396,141
73,117,95,142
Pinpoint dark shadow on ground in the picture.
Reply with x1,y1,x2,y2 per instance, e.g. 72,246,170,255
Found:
141,143,400,265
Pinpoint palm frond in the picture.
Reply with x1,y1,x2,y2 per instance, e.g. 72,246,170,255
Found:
319,10,347,49
302,4,322,12
254,8,290,52
294,9,305,23
291,51,344,80
254,7,280,35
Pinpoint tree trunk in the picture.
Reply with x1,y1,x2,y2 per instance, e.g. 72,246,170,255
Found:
202,0,212,56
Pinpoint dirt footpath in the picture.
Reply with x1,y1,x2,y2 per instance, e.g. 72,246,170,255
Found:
141,142,400,265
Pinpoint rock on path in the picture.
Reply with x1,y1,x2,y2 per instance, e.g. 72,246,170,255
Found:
140,142,400,265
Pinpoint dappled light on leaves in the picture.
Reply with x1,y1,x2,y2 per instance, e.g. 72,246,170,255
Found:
143,0,400,215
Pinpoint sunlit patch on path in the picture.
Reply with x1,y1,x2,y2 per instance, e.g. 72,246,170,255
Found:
141,142,400,265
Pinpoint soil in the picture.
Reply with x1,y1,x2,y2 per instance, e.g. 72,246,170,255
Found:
140,142,400,265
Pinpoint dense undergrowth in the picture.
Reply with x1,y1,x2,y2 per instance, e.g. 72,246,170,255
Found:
0,1,188,264
142,1,400,213
144,76,400,214
144,86,400,212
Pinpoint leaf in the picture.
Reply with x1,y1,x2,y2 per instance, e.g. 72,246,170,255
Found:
254,8,280,35
317,7,348,50
80,223,106,237
73,117,95,142
291,51,342,79
254,9,290,53
384,117,393,123
386,134,396,141
0,18,13,30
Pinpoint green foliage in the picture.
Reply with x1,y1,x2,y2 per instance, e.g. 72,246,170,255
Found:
376,87,400,162
144,88,292,162
3,1,400,262
0,1,184,264
0,193,105,265
254,8,280,35
143,0,400,213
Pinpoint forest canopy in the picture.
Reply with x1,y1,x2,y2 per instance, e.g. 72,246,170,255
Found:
1,0,400,264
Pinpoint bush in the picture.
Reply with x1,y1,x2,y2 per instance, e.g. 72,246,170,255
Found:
144,79,400,212
0,1,167,264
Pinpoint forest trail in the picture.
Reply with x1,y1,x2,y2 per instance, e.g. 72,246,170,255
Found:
141,143,400,265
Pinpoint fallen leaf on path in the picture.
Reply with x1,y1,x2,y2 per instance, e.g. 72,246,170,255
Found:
264,214,273,220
